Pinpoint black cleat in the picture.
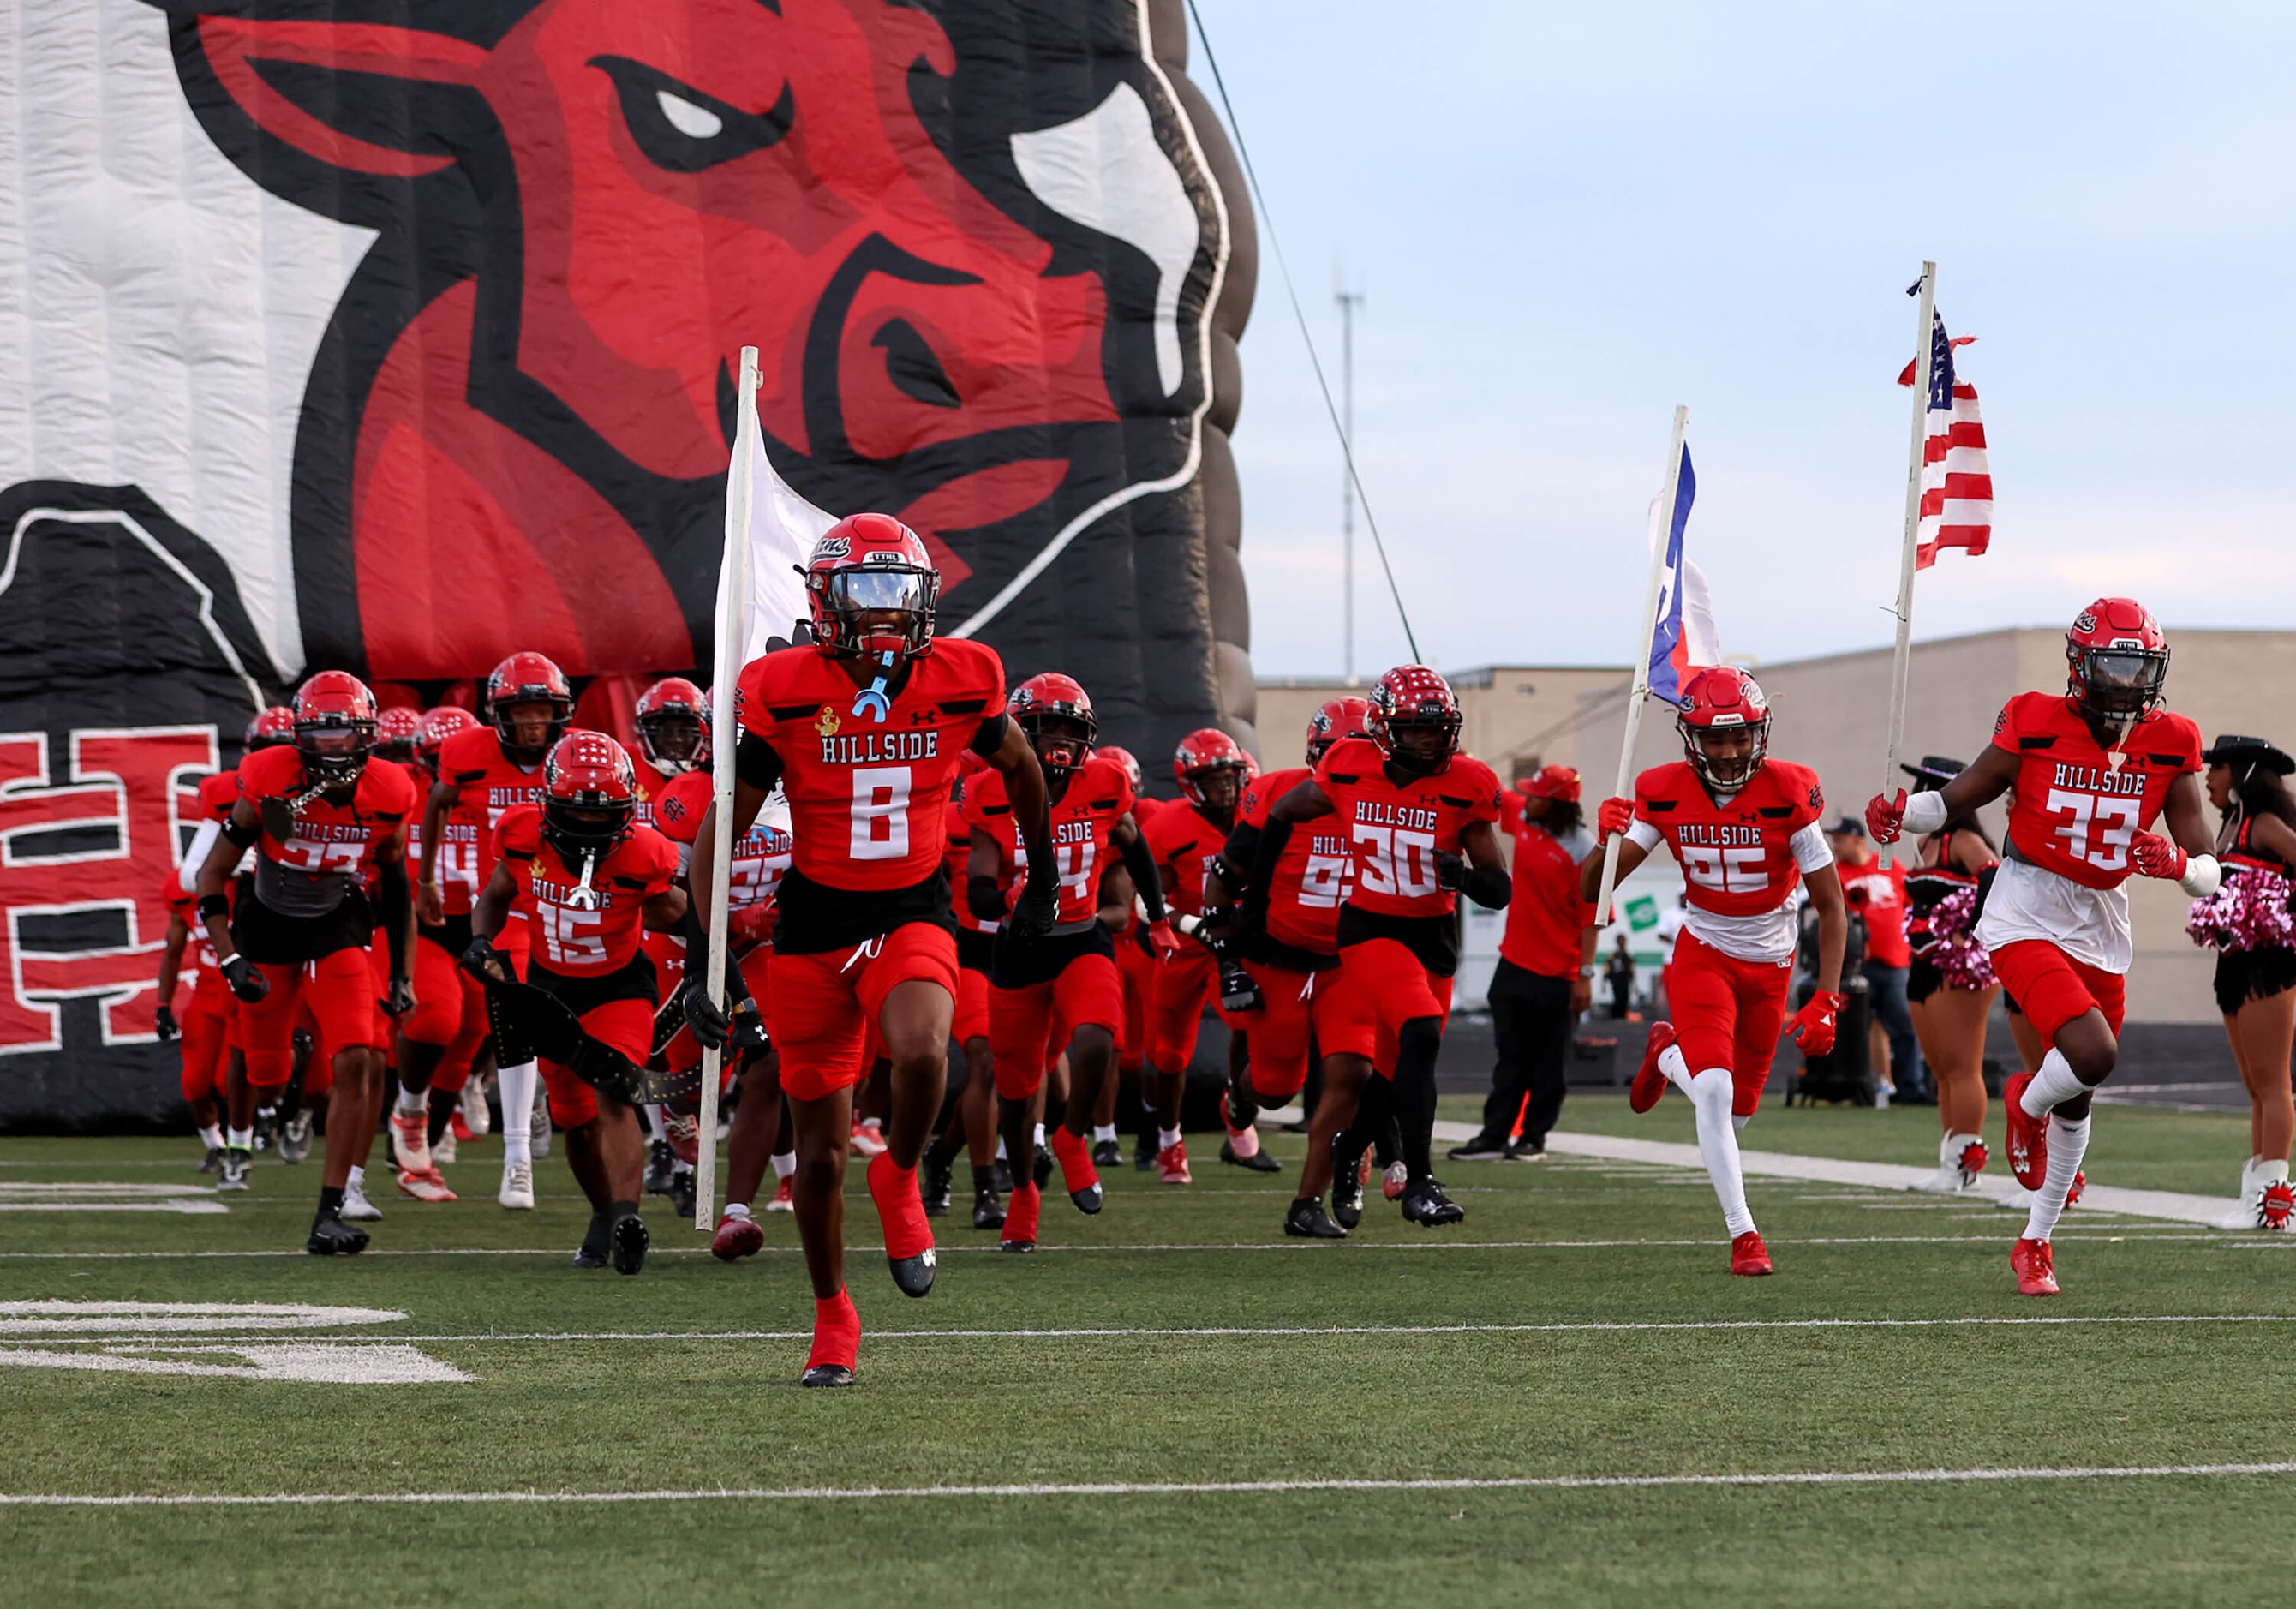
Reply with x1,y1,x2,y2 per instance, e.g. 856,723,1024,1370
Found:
1031,1145,1054,1192
573,1211,612,1269
1330,1134,1367,1230
1400,1178,1466,1227
1133,1128,1157,1172
668,1170,697,1223
1505,1138,1548,1162
1068,1181,1103,1215
1220,1139,1283,1174
1092,1138,1123,1169
277,1110,313,1165
643,1139,676,1196
305,1210,368,1256
217,1147,252,1193
1446,1133,1511,1163
999,1235,1037,1253
1284,1197,1348,1239
992,1157,1014,1193
972,1186,1005,1230
920,1151,954,1217
887,1247,937,1299
801,1365,856,1389
198,1145,225,1175
611,1211,650,1275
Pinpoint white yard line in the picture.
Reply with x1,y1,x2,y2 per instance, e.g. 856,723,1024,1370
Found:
8,1460,2295,1507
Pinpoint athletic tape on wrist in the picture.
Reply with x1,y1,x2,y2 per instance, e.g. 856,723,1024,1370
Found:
1901,790,1949,835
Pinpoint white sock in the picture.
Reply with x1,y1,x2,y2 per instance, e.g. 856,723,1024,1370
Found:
1032,1122,1047,1151
348,1164,365,1192
197,1124,224,1151
1659,1043,1695,1096
672,1158,692,1178
1093,1123,1118,1145
2022,1112,2093,1242
996,1138,1008,1161
227,1127,252,1150
2021,1049,2088,1116
1159,1125,1182,1151
396,1085,428,1118
771,1151,797,1181
498,1059,538,1164
723,1199,752,1220
1688,1068,1755,1237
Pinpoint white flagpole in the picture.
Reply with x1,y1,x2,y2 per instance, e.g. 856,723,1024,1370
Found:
695,344,760,1229
1879,261,1938,870
1594,404,1688,924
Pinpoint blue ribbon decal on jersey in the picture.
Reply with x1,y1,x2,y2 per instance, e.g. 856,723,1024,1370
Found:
852,650,894,723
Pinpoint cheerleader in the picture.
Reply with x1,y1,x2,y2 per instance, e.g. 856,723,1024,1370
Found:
2190,736,2296,1229
1900,757,2001,1193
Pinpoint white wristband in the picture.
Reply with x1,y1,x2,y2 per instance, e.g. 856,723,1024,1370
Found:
1900,790,1949,835
2179,853,2222,898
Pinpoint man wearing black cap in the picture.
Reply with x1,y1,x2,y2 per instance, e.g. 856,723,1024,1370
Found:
1829,814,1926,1103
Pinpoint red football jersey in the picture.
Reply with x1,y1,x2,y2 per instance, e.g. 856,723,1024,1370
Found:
1144,798,1235,920
438,726,550,882
629,752,675,828
1239,764,1353,954
162,868,222,984
1498,816,1599,978
195,769,240,822
736,638,1005,892
492,804,678,976
1312,738,1502,919
963,754,1133,925
1629,758,1826,918
1992,691,2202,891
653,769,793,945
236,745,416,883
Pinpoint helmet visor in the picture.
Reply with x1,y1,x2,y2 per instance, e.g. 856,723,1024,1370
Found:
829,570,930,614
2082,649,2166,715
300,723,366,761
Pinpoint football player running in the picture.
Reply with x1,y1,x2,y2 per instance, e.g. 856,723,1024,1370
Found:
685,514,1060,1388
1868,599,2214,1295
193,673,418,1253
963,673,1178,1252
420,653,574,1208
1256,667,1510,1229
1587,667,1847,1277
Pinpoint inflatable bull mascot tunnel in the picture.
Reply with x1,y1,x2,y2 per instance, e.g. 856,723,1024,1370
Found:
0,0,1257,1127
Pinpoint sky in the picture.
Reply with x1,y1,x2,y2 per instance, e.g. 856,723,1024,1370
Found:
1187,1,2296,679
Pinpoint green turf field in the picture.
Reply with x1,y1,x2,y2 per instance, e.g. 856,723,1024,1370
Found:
4,1094,2293,1607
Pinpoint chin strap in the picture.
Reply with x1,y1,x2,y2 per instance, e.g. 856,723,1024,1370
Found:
565,847,601,911
851,650,895,723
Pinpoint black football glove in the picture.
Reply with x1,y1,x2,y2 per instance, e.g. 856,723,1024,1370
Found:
218,953,267,1004
152,1003,179,1042
384,975,417,1017
459,934,505,984
1433,850,1467,892
684,985,732,1050
1008,878,1059,941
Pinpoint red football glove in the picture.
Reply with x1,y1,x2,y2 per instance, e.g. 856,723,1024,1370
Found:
1145,918,1184,960
1787,990,1846,1057
2129,829,2187,881
1597,796,1635,840
1865,789,1906,845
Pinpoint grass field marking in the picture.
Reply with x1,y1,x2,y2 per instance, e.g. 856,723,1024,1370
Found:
0,1301,406,1336
0,1343,470,1384
0,1182,215,1196
129,1313,2296,1346
9,1459,2296,1507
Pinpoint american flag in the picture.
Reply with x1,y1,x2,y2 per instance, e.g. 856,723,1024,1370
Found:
1896,309,1991,569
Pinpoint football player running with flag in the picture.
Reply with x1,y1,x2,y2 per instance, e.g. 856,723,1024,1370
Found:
685,513,1061,1387
1587,667,1848,1276
1868,599,2216,1295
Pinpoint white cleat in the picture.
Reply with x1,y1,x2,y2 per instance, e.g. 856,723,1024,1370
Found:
460,1076,493,1139
531,1091,553,1158
1910,1133,1988,1194
390,1110,432,1176
397,1165,457,1203
341,1178,383,1221
431,1127,457,1165
2215,1159,2263,1230
499,1159,536,1211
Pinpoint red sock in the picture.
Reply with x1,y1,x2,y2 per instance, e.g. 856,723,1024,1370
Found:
1004,1181,1042,1242
809,1289,859,1371
1049,1126,1098,1193
866,1151,934,1259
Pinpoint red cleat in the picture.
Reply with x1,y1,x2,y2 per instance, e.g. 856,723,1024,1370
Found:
710,1211,764,1262
765,1176,794,1211
2012,1235,2060,1295
2065,1169,2086,1208
1729,1229,1773,1276
1631,1022,1677,1114
2001,1073,2048,1191
1157,1140,1192,1185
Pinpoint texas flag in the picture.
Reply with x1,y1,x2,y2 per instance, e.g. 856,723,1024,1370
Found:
1646,442,1720,704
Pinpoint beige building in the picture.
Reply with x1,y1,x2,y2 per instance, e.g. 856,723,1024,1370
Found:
1567,626,2296,1024
1252,665,1631,777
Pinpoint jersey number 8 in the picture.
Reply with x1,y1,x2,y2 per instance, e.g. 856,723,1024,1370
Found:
850,766,912,860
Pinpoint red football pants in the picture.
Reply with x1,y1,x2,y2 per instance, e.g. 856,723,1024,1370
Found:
177,986,231,1104
1662,929,1792,1117
1313,938,1453,1071
766,924,958,1103
541,998,654,1131
1988,940,2126,1047
989,952,1125,1099
240,948,374,1090
400,933,487,1094
1149,948,1242,1073
1114,934,1157,1070
1238,958,1325,1101
952,963,992,1047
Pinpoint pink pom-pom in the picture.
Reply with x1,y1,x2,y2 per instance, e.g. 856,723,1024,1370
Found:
2190,869,2294,953
1925,885,1995,987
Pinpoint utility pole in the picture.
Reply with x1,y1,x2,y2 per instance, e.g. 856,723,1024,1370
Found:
1335,273,1364,683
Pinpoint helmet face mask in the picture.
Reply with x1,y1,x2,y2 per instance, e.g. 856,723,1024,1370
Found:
487,652,574,765
1674,666,1771,793
634,677,710,775
1010,673,1097,775
804,517,940,662
1025,714,1094,774
541,733,637,865
1370,667,1462,778
1172,727,1256,810
2066,597,2169,732
293,672,379,789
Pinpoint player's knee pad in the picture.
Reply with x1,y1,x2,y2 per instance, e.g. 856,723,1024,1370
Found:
1688,1066,1734,1122
1731,1113,1751,1133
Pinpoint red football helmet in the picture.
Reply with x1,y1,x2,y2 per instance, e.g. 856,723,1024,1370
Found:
1095,745,1143,792
1370,665,1463,777
416,706,477,770
1523,763,1582,802
487,651,574,763
1173,727,1257,808
244,705,296,752
293,671,379,787
802,513,939,661
1675,666,1770,791
374,705,423,762
541,730,637,862
1306,695,1376,766
634,676,710,775
1009,673,1097,773
2066,597,2169,726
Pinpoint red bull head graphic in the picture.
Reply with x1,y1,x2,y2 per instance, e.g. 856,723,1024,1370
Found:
160,0,1237,699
